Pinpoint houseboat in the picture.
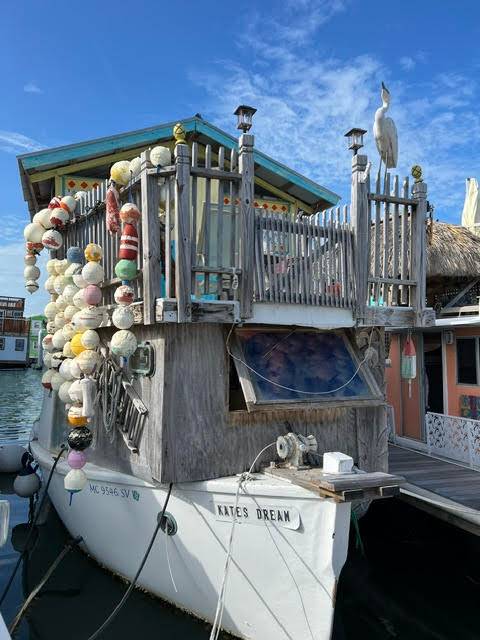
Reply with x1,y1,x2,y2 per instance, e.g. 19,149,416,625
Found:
16,109,431,639
386,200,480,534
28,314,45,367
0,297,30,369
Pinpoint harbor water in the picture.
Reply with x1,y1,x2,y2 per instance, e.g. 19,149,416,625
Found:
0,369,479,639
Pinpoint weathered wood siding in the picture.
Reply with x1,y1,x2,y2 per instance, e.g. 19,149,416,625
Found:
90,324,388,483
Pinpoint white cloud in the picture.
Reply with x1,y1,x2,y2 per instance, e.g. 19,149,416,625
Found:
23,82,42,94
399,56,416,71
0,243,49,317
194,4,479,223
0,131,44,154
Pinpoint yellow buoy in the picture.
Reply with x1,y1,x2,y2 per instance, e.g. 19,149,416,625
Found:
70,332,86,356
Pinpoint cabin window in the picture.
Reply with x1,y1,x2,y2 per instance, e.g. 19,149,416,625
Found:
15,339,24,352
456,337,478,385
0,339,4,350
230,328,379,410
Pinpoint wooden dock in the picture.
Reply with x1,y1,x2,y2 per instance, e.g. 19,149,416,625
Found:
389,444,480,536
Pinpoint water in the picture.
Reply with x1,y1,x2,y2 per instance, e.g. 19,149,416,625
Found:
0,369,479,639
0,368,43,438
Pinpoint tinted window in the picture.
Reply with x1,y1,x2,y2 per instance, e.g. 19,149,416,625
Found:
457,338,477,385
237,329,371,403
15,339,24,352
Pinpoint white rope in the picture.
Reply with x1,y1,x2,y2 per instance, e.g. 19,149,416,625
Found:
164,526,178,593
226,325,373,396
209,442,276,640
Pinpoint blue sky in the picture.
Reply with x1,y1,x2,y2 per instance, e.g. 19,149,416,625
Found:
1,0,479,315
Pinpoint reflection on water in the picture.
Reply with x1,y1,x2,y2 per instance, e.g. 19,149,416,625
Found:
0,368,43,430
0,370,479,639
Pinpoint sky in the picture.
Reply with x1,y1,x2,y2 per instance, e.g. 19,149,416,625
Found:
1,0,479,316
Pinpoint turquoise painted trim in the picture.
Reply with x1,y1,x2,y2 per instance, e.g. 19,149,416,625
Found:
19,118,198,170
18,116,339,206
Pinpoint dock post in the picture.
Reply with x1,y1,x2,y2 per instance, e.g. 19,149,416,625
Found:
174,135,192,323
350,154,369,321
140,150,161,325
411,177,428,326
238,132,255,319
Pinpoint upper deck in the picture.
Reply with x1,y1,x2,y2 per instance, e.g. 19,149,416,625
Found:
19,111,434,330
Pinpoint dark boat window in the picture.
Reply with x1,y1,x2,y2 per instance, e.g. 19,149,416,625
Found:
457,337,478,385
233,328,375,406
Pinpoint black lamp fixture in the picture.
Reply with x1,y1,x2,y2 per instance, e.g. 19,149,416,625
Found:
344,128,367,155
234,105,257,133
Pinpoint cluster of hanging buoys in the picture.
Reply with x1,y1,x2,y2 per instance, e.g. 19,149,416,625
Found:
110,203,139,362
23,195,76,294
62,242,105,503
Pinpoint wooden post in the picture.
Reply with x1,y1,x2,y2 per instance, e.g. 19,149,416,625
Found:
238,133,255,319
141,150,161,325
174,142,192,322
411,179,427,325
350,154,369,320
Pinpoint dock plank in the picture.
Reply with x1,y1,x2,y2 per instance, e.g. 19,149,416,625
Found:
389,444,480,510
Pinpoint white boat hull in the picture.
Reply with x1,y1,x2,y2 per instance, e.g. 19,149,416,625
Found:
32,440,351,640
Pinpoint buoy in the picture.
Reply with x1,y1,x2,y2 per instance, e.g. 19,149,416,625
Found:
110,329,137,358
401,334,417,399
64,468,87,505
13,467,41,498
0,445,26,473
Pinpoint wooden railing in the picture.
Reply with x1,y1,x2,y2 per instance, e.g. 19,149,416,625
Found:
350,154,428,325
60,178,144,308
56,140,429,326
253,207,354,308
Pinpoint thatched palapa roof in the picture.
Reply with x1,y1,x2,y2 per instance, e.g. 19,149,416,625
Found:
427,222,480,279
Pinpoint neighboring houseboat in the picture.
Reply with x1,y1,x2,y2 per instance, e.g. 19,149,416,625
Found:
16,112,431,639
28,314,45,366
387,217,480,535
0,297,30,369
387,221,480,449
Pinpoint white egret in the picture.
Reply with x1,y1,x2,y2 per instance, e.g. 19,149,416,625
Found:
373,82,398,182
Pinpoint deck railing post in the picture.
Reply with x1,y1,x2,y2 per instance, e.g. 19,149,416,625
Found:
238,133,255,319
140,150,161,325
174,141,192,322
411,179,427,326
350,154,369,319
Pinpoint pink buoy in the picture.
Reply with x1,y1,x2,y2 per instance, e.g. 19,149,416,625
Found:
83,284,102,306
67,450,87,469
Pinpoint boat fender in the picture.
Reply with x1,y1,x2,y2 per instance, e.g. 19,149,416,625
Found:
13,467,41,498
0,445,26,473
81,378,96,418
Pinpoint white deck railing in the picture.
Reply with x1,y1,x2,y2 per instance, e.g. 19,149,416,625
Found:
425,411,480,469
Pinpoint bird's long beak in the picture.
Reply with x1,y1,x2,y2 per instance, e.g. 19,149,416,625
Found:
381,81,389,93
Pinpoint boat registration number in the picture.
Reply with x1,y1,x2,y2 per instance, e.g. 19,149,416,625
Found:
213,500,300,530
89,483,141,502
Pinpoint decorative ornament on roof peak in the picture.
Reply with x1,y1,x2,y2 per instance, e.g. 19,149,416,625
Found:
173,122,187,146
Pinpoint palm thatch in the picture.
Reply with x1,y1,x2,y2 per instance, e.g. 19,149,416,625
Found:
427,222,480,278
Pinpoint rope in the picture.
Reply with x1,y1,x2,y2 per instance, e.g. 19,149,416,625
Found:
0,445,67,606
9,536,83,634
99,358,123,441
209,442,276,640
86,483,173,640
165,526,178,593
226,325,373,396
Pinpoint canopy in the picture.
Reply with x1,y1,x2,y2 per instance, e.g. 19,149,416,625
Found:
461,178,480,235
